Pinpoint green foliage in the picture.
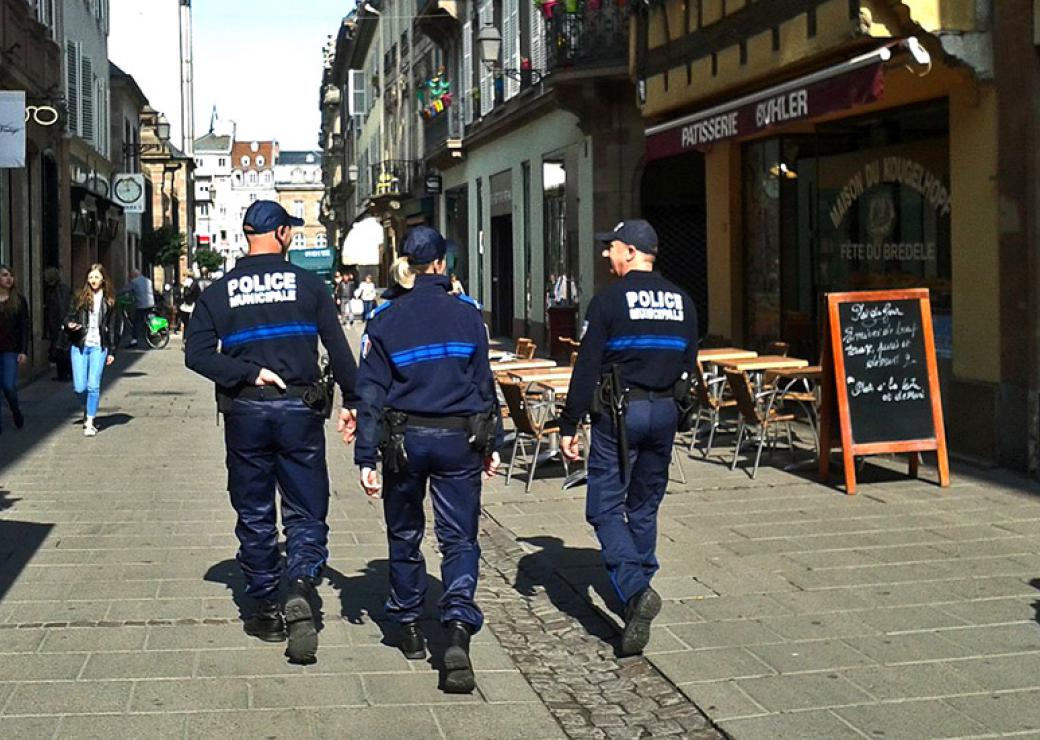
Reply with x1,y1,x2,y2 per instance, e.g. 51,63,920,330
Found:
194,248,224,273
141,226,186,267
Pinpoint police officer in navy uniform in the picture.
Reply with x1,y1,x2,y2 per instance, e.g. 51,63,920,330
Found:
560,220,698,656
355,226,501,694
186,200,359,665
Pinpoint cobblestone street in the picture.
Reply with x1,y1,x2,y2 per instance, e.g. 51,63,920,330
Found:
2,339,1040,738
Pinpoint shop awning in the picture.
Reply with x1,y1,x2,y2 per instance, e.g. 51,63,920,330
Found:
645,44,896,161
341,217,384,266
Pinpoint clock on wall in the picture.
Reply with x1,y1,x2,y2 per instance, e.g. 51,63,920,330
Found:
113,174,146,213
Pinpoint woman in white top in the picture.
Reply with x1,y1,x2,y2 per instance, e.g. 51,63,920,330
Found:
355,274,379,319
65,264,118,436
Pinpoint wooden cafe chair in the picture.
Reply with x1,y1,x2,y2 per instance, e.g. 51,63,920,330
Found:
725,368,797,479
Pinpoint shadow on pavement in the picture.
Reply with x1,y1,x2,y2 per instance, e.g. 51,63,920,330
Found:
515,536,620,645
204,558,250,619
93,412,134,430
1030,579,1040,627
0,490,53,602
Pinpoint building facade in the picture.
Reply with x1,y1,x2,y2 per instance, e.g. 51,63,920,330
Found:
227,140,278,258
0,0,67,374
192,125,235,265
108,63,148,283
275,150,326,250
633,0,1040,469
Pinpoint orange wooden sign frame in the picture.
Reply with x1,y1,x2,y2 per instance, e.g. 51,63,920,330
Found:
818,289,950,495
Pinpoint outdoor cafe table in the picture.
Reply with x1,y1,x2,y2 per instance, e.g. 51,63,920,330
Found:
723,355,810,373
698,347,759,364
506,367,574,382
490,358,558,372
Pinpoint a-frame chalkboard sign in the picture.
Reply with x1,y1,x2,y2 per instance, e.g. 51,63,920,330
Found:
818,289,950,495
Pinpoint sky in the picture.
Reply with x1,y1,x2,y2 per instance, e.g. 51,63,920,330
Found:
108,0,353,151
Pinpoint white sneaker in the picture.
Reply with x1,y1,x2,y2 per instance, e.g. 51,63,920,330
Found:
83,422,98,437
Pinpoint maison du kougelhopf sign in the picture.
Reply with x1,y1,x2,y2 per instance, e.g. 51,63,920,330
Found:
645,63,885,161
0,92,26,169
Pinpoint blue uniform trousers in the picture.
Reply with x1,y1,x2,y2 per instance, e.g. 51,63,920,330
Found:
383,426,484,631
586,396,677,604
224,398,330,602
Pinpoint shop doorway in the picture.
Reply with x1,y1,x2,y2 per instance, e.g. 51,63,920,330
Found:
641,152,709,339
490,214,514,338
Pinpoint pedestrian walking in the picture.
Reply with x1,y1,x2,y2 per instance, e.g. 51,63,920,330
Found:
450,273,465,296
126,268,155,348
355,274,377,319
178,274,199,338
43,267,73,382
185,200,359,665
334,271,353,324
65,264,119,437
354,226,501,694
559,220,698,656
0,264,29,434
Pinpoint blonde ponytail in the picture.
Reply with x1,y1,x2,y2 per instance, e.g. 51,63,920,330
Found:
390,255,433,291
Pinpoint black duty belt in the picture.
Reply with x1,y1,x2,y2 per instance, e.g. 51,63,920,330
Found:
232,385,311,401
403,413,472,430
627,387,671,401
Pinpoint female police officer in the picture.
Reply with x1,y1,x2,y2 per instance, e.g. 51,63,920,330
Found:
354,226,500,694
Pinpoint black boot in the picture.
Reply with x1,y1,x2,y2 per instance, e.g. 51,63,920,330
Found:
443,620,475,694
243,601,285,642
284,577,319,665
399,622,426,660
620,586,662,657
12,407,23,429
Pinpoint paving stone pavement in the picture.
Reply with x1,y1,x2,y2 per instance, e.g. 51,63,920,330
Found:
4,337,1040,738
0,336,721,740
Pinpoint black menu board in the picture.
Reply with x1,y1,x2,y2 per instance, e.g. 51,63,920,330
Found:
818,289,949,495
837,299,934,444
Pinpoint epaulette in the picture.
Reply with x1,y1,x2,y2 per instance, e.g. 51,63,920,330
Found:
456,294,483,311
368,301,393,321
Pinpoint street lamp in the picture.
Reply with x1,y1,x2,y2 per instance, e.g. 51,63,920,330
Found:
125,113,172,156
477,24,542,85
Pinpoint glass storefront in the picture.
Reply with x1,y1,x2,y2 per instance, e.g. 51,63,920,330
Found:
743,100,952,360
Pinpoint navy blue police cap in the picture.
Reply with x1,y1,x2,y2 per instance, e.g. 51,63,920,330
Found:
243,200,305,235
401,226,447,264
595,219,658,255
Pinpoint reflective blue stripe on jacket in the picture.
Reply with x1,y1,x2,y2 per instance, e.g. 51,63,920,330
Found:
184,253,358,404
354,274,498,467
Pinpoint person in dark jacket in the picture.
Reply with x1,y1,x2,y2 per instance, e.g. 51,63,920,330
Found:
43,267,72,381
65,264,119,437
185,200,359,665
0,264,29,434
560,220,698,657
355,226,502,694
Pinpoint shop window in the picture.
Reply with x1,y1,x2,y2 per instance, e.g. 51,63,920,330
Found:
742,100,952,360
543,159,575,310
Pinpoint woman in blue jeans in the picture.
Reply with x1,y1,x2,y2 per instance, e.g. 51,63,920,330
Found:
65,264,118,437
0,264,29,435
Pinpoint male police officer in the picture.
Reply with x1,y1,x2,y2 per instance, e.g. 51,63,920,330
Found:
186,200,359,665
560,219,698,656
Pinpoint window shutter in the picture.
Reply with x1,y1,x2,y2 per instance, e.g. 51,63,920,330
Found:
66,41,80,135
462,20,473,125
478,0,494,116
348,70,367,117
504,0,520,99
81,55,95,147
529,0,546,75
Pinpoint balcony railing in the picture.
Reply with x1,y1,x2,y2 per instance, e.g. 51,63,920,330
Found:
369,159,423,199
545,0,629,71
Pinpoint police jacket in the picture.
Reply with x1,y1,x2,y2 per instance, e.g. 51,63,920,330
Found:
559,270,698,437
184,253,359,406
64,295,119,354
354,273,498,467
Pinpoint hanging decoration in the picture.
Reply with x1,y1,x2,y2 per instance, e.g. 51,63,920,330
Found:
417,67,453,120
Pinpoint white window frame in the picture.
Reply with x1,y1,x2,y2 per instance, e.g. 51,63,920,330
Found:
477,0,495,117
503,0,521,100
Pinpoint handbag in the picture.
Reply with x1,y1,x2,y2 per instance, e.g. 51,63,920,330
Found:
349,298,365,315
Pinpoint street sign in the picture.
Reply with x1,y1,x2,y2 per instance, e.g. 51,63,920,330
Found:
0,92,26,168
113,173,146,213
425,173,443,195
